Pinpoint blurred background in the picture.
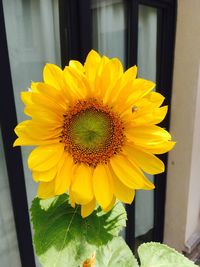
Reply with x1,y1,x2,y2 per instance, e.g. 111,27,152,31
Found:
0,0,200,266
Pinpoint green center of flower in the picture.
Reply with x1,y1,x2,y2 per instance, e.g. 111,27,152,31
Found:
69,109,113,151
61,99,125,167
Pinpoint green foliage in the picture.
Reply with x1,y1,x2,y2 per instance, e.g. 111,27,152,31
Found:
95,237,139,267
30,194,126,267
31,194,198,267
138,242,198,267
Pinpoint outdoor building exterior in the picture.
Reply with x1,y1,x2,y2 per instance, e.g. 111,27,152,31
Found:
0,0,199,266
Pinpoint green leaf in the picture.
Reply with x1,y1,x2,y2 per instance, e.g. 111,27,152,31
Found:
95,237,139,267
39,196,59,210
30,194,126,267
138,242,198,267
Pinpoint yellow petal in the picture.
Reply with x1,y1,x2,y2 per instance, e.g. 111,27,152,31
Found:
126,125,171,145
28,144,64,172
144,141,176,154
33,82,67,110
123,144,165,175
30,82,40,92
94,56,110,95
108,164,135,204
24,106,63,125
63,67,86,99
98,58,123,100
81,198,96,218
145,92,165,107
93,164,113,210
14,120,61,147
55,153,74,195
13,137,60,147
105,66,137,106
32,165,58,182
130,97,164,118
102,196,116,213
129,92,164,115
112,79,135,108
110,154,154,190
152,106,168,125
66,66,91,98
14,120,61,141
21,92,33,106
71,164,93,205
69,60,85,73
69,191,76,208
37,180,55,199
131,106,168,126
103,58,124,101
43,63,64,90
113,78,155,113
84,50,101,83
121,66,137,88
130,78,155,99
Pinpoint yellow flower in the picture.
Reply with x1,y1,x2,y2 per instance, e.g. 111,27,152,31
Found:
14,50,175,217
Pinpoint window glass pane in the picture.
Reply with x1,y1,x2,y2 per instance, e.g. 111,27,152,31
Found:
0,127,21,267
3,0,61,206
135,4,157,245
138,5,157,82
91,0,126,66
2,0,61,265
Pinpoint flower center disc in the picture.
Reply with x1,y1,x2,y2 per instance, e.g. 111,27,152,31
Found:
61,99,124,167
69,109,112,151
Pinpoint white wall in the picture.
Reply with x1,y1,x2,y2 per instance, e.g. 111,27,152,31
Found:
185,65,200,240
164,0,200,251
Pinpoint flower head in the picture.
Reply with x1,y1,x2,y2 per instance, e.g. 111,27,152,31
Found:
14,50,175,217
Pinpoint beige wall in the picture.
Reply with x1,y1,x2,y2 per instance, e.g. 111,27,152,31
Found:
164,0,200,251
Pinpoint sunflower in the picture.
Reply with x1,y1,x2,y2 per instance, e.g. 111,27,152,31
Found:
14,50,175,217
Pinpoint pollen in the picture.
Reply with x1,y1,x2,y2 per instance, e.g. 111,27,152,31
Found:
60,98,125,167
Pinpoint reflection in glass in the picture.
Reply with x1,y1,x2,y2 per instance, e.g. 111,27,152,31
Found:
135,5,157,247
3,0,61,207
137,5,157,82
92,0,126,66
2,0,61,266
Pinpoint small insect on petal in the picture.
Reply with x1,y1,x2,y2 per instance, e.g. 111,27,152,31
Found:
132,105,139,113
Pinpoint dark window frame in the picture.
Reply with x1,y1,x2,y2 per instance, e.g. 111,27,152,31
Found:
153,0,177,243
59,0,92,67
